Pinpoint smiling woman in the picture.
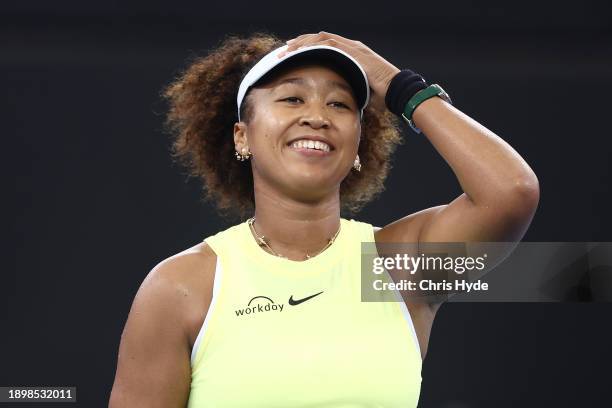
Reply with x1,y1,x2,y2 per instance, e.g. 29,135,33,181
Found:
109,31,539,408
158,33,403,220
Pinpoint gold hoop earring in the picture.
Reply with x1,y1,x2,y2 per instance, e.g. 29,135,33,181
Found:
235,147,252,161
352,154,361,172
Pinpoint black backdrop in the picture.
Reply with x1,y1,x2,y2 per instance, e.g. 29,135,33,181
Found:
5,1,612,407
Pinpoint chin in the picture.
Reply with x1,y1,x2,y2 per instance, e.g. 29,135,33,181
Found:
285,174,334,195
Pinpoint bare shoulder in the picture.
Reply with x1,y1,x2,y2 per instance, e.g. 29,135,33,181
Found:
152,241,218,347
154,241,217,288
108,241,218,407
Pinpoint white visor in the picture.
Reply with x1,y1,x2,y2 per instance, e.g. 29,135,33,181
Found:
236,44,370,121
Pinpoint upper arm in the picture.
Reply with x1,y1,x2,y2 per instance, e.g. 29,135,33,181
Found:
418,189,539,243
374,205,446,244
376,188,539,312
109,250,215,408
376,188,539,246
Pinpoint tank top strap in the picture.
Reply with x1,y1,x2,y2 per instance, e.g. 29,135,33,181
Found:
203,222,242,268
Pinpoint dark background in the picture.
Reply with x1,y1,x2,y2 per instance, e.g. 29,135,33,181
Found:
5,1,612,407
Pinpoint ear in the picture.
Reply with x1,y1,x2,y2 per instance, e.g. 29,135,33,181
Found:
233,122,248,152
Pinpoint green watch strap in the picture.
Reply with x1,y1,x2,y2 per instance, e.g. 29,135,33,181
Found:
401,84,452,133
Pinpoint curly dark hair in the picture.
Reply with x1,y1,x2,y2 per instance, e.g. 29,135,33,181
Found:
162,31,403,220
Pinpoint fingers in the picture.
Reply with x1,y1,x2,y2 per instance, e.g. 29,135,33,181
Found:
278,31,355,58
288,32,349,50
286,33,314,44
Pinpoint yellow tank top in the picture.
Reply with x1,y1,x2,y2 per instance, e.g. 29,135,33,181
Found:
188,218,422,407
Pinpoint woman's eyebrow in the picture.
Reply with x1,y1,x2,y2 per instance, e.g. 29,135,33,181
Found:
273,77,353,94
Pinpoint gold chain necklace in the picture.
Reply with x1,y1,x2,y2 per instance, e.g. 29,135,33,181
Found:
247,217,341,260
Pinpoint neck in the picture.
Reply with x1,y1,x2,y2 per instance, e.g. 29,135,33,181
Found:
250,184,341,261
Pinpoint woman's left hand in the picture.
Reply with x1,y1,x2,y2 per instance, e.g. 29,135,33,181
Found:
277,32,400,113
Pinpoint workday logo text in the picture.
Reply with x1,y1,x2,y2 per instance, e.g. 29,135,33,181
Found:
235,295,284,317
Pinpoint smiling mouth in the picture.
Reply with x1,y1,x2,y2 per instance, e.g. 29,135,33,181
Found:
287,139,334,153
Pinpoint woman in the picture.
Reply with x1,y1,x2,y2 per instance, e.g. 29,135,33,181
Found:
109,31,539,407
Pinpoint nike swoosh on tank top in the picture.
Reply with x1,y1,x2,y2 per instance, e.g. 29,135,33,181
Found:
188,218,422,407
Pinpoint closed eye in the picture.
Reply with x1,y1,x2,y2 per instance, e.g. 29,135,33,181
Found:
280,97,351,110
281,97,303,103
330,101,350,109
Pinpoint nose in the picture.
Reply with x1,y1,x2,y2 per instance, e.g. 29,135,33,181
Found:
298,103,331,129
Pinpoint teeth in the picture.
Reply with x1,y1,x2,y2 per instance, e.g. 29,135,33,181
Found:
290,139,330,152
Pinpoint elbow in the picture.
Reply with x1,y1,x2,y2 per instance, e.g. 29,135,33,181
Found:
515,173,540,203
502,174,540,217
